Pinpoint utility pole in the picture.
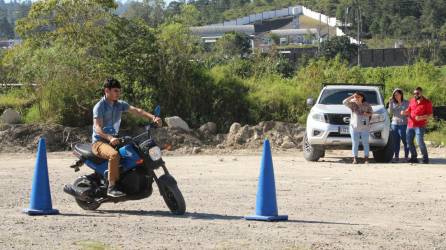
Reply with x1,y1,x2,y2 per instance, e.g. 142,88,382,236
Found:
356,1,361,66
318,13,321,54
327,5,330,40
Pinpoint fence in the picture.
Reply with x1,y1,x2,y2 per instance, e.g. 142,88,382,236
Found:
277,47,441,67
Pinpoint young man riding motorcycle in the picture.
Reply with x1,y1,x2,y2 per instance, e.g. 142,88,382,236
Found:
92,78,162,198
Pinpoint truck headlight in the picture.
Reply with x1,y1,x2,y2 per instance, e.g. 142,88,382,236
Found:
312,113,326,123
370,113,386,124
148,146,162,161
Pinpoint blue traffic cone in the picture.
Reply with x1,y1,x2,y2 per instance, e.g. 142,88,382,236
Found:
23,137,59,215
245,139,288,221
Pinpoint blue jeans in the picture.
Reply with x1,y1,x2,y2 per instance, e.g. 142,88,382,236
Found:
391,124,409,159
406,127,428,161
350,127,369,157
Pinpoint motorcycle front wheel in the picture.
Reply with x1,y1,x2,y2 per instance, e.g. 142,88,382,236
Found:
159,175,186,215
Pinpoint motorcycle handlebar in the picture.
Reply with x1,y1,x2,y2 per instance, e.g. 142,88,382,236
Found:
118,136,133,145
115,118,161,146
146,119,162,130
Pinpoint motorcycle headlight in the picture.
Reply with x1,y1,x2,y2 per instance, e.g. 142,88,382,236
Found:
148,146,162,161
312,113,326,123
370,113,386,124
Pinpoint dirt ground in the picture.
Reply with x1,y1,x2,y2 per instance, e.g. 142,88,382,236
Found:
1,148,446,250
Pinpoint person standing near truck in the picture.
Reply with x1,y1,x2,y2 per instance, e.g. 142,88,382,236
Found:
402,87,433,164
343,92,373,164
387,88,410,162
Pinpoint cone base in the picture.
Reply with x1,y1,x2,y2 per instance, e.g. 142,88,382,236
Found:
245,214,288,221
23,208,59,216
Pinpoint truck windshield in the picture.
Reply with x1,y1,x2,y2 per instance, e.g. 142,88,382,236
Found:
319,89,380,105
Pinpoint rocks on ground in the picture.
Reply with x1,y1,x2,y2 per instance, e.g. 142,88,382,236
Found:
0,117,304,153
0,109,21,124
164,116,191,132
0,124,91,153
222,121,304,150
198,122,217,136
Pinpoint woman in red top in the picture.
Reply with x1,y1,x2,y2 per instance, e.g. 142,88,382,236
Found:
402,87,433,164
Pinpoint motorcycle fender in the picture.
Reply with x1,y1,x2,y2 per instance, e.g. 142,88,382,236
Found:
157,174,177,195
158,174,177,186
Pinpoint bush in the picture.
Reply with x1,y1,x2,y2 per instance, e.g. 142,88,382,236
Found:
3,44,103,126
210,72,251,130
3,5,446,141
320,36,358,61
426,120,446,146
0,87,34,114
246,74,306,124
23,104,41,124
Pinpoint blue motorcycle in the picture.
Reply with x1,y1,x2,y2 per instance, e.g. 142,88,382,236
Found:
63,106,186,215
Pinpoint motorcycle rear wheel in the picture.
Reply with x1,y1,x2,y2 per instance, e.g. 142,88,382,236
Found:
75,198,100,211
73,177,101,211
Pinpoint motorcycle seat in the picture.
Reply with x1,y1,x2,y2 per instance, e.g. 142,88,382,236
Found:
74,144,107,164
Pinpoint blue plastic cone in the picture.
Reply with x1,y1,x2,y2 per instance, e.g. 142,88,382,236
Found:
23,137,59,215
245,139,288,221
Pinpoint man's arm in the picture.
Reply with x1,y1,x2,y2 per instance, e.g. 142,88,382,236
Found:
415,101,433,121
94,118,120,145
402,104,411,116
128,106,162,125
415,114,432,121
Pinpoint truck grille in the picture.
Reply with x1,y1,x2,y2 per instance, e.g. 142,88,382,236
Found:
325,114,350,125
328,132,351,138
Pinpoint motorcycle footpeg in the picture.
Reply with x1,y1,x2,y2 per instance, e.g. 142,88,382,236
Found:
69,160,83,172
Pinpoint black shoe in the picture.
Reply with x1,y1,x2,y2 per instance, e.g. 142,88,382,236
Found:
408,158,419,164
107,185,126,197
422,159,429,164
364,157,369,164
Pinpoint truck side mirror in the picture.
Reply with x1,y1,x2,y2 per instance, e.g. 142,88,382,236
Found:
306,98,314,107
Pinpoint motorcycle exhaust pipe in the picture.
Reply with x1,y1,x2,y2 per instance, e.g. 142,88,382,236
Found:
63,184,77,196
63,184,91,201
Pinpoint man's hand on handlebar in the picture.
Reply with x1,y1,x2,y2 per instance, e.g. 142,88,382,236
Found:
109,137,120,146
153,117,162,127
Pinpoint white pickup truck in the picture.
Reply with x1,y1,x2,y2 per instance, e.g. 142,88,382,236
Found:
303,84,395,163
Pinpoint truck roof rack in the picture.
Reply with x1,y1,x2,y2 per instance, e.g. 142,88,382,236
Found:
323,83,385,90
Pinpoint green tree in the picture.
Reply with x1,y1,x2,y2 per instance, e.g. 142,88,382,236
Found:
214,32,251,58
319,36,357,61
440,22,446,41
165,1,182,19
3,0,129,125
0,16,14,39
122,0,165,27
100,17,160,111
269,32,280,45
156,22,209,122
172,4,201,26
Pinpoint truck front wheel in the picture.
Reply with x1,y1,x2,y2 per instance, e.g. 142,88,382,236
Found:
303,132,325,162
373,131,395,163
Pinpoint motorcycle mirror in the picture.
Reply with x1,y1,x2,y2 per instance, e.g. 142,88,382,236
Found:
154,105,161,117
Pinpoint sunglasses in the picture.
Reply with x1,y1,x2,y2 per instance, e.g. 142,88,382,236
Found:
413,92,420,95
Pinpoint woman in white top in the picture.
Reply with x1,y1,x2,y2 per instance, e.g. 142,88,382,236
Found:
343,92,373,164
